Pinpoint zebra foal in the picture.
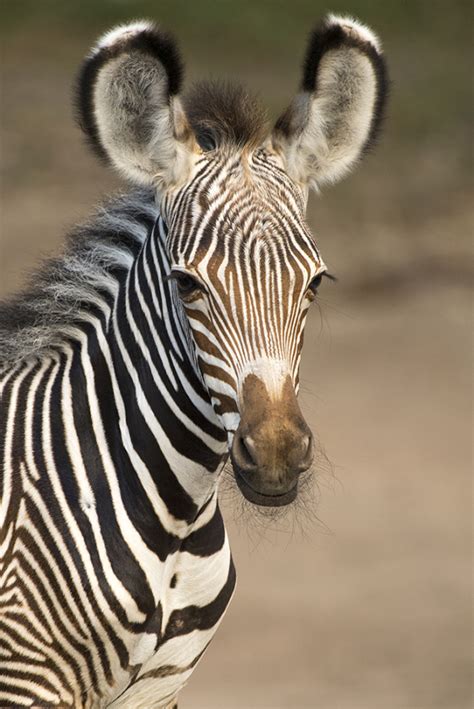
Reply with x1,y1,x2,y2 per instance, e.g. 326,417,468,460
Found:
0,14,387,707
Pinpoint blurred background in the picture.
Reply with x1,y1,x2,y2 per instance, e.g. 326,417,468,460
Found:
1,1,471,707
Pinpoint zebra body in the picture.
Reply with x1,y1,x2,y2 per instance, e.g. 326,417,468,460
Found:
0,14,387,707
1,196,235,706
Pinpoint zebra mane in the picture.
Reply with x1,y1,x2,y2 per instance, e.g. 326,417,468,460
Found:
0,189,158,366
184,81,268,152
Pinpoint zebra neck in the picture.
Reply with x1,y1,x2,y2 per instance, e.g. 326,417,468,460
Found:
92,215,228,525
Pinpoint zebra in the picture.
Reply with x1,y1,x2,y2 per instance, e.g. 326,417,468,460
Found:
0,14,388,708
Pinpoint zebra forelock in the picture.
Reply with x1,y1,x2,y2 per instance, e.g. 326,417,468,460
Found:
184,81,268,152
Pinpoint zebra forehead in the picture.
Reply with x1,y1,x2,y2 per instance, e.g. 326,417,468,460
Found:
165,149,315,259
174,150,302,202
169,205,320,269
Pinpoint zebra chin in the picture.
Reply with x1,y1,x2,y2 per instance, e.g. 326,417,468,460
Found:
232,465,300,507
229,438,313,507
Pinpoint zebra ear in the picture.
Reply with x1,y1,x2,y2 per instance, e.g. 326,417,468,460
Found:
272,15,388,190
76,21,197,189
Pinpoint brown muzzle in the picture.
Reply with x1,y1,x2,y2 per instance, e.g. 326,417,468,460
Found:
231,374,313,506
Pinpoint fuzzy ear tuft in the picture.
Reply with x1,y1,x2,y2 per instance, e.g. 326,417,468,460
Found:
75,21,195,188
273,14,388,190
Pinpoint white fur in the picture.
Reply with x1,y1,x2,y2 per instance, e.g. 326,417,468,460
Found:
240,357,291,401
274,14,384,189
92,20,155,55
90,22,197,188
326,14,382,52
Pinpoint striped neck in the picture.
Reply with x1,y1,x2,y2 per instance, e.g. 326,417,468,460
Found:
96,214,228,526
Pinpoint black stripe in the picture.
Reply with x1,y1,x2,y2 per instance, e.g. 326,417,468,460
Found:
162,558,236,643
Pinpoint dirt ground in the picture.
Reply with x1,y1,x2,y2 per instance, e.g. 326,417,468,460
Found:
1,6,472,707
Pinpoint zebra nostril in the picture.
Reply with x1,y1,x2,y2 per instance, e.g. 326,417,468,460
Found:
296,433,314,472
302,434,311,456
241,435,257,462
232,434,258,471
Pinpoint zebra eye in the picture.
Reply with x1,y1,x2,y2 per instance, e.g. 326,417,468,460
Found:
170,271,203,300
306,273,323,300
306,271,336,301
309,274,323,291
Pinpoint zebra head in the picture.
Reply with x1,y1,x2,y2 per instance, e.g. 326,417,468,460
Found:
77,16,387,506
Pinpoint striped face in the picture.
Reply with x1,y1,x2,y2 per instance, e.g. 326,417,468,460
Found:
77,15,388,507
162,148,327,506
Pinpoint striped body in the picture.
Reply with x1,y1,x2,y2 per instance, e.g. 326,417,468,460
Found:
1,196,234,707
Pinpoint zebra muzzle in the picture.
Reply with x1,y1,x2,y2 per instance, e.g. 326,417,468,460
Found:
230,373,314,506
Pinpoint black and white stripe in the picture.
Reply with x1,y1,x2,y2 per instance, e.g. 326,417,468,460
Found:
1,194,236,706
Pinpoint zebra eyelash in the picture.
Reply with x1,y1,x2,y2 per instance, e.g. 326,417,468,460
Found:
307,270,337,293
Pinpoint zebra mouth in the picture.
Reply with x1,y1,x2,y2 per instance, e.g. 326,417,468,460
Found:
233,469,298,507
